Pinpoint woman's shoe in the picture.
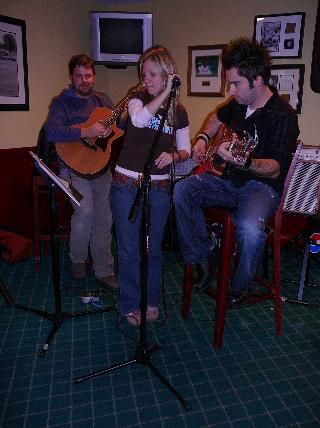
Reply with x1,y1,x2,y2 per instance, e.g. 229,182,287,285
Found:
146,306,159,322
125,310,141,326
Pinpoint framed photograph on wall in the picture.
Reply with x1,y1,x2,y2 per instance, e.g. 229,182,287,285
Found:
269,64,305,113
187,44,226,96
0,15,29,111
253,12,305,58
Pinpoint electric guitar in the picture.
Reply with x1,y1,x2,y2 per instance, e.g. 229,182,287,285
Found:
193,125,258,176
55,83,142,175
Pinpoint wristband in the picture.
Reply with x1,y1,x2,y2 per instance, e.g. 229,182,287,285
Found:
243,157,252,170
196,132,210,145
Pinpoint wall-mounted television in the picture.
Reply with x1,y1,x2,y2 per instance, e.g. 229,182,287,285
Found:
90,11,153,66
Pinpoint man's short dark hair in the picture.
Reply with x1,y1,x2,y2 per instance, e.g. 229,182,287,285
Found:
68,54,95,76
222,37,271,87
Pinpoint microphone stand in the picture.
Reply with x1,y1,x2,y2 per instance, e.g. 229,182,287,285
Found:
74,81,191,411
281,235,320,307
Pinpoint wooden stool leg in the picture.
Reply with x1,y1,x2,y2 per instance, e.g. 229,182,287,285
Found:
214,283,230,349
182,264,193,319
214,219,234,349
273,236,282,336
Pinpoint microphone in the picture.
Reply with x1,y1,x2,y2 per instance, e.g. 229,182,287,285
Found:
171,76,181,90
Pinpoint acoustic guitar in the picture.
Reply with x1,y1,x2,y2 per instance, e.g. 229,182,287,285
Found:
55,83,142,175
192,125,258,176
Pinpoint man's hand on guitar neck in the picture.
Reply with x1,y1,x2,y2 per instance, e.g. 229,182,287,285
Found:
217,137,247,168
81,122,112,139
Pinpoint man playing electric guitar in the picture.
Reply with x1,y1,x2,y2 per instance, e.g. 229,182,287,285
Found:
44,54,118,289
174,37,299,306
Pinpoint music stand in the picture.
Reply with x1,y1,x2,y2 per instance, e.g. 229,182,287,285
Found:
14,152,115,357
74,81,191,411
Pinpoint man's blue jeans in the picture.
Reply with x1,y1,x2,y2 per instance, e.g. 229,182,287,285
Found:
111,181,170,315
173,173,280,293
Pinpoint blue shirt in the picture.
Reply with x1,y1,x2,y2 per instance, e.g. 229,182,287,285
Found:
44,85,114,143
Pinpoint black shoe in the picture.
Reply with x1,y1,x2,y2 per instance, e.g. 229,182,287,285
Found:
228,290,253,308
193,248,217,293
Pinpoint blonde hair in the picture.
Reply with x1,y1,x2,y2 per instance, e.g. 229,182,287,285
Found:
138,45,179,124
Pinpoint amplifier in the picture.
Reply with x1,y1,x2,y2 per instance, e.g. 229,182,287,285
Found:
284,145,320,216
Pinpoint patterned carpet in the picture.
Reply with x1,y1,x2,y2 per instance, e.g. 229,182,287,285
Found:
1,241,320,427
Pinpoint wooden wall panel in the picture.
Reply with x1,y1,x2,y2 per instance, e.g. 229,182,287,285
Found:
0,147,35,238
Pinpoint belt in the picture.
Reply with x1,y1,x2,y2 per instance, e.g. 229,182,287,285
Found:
113,171,170,188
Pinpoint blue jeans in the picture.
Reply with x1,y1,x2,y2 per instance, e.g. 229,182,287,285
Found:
173,173,280,293
111,181,170,315
61,168,114,278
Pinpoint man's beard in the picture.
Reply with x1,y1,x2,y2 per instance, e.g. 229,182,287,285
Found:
75,84,94,97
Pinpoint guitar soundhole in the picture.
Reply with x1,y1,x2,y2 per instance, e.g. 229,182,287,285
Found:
96,130,115,152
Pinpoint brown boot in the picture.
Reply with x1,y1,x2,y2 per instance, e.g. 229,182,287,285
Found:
95,274,119,290
71,262,86,278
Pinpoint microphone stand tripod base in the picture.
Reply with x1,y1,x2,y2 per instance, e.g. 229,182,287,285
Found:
281,296,319,307
0,276,15,307
74,339,191,411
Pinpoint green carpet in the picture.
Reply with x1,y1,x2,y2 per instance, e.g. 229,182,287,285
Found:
1,242,320,427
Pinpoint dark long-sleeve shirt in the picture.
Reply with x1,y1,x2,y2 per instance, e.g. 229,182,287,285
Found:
217,93,300,195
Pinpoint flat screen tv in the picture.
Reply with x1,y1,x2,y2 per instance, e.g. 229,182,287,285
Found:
90,11,153,66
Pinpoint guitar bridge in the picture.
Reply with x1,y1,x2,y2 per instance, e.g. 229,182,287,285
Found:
95,130,115,152
81,138,98,151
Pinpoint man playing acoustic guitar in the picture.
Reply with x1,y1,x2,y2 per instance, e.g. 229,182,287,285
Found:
44,54,118,289
174,37,299,307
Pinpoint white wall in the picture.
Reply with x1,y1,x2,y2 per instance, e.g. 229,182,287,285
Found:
0,0,319,149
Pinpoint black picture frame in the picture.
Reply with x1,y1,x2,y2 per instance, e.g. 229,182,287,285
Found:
187,44,226,97
253,12,305,58
269,64,305,114
0,15,29,111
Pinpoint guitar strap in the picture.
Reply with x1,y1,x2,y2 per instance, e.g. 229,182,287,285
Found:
95,92,104,108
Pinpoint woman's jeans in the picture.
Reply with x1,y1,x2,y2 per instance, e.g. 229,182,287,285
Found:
111,181,170,315
173,173,280,294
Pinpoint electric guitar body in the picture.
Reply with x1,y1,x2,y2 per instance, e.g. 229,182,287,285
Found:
192,124,258,177
192,125,228,177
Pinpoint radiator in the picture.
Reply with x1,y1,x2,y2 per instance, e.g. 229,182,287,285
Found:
284,145,320,215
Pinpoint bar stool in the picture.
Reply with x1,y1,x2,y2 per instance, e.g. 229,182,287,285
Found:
182,207,235,349
181,145,302,349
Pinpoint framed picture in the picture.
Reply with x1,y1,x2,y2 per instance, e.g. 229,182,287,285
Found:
253,12,305,58
187,44,226,96
269,64,305,113
0,15,29,111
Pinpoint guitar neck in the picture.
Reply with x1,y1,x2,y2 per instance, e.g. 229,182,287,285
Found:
101,83,142,127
